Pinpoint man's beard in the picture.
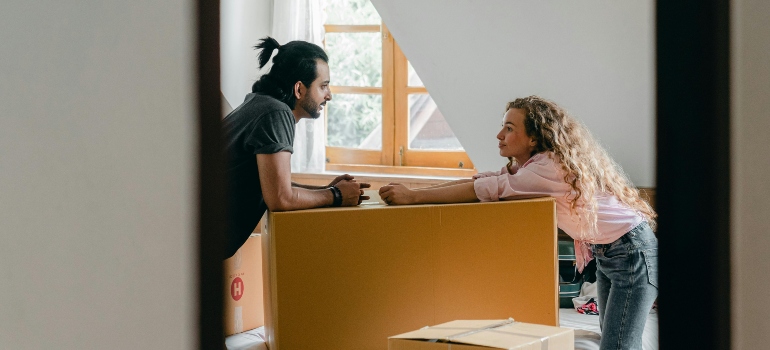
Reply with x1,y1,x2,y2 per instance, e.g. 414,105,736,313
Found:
299,96,323,119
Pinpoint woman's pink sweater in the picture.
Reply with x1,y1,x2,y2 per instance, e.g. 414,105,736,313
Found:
473,152,643,271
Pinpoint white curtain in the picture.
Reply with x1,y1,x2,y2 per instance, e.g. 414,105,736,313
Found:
272,0,327,174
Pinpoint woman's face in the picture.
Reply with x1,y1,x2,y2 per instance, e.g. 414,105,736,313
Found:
497,108,537,164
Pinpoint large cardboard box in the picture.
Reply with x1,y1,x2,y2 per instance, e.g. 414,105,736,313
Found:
262,198,558,350
389,319,574,350
224,234,264,336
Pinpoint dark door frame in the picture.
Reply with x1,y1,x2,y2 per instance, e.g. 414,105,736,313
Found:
197,0,225,348
657,0,731,349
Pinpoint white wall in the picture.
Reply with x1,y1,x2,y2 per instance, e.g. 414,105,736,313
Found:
371,0,655,186
0,1,196,349
731,0,770,348
221,0,273,110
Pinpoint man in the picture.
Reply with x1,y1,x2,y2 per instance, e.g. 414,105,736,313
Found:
223,36,369,258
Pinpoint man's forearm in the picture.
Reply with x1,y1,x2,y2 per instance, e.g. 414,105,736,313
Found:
282,186,335,210
291,181,328,190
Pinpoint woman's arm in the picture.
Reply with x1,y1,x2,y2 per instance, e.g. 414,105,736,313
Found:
412,178,475,190
379,181,479,205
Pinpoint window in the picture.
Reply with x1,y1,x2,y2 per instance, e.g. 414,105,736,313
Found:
322,0,475,176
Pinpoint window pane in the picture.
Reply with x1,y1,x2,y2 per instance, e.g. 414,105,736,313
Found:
408,94,464,150
407,61,424,87
326,94,382,150
323,0,381,25
326,32,382,87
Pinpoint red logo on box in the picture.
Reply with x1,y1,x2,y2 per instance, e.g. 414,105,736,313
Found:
231,277,244,301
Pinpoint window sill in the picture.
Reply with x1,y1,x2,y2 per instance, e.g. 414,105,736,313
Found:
324,163,476,179
292,165,476,189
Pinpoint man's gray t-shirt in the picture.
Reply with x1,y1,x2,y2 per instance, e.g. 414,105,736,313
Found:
223,93,295,258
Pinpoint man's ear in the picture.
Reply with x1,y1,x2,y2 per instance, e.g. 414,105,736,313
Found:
529,137,537,146
293,81,304,99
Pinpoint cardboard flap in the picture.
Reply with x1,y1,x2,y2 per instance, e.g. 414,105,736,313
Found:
390,320,573,349
390,320,511,341
459,323,573,349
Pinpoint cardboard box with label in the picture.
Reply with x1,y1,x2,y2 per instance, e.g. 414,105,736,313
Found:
223,234,263,336
261,198,559,350
389,319,574,350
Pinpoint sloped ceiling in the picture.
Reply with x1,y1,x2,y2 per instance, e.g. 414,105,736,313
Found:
371,0,655,186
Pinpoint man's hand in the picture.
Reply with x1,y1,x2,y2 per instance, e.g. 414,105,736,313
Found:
328,174,353,187
335,180,371,206
329,174,371,206
378,183,415,205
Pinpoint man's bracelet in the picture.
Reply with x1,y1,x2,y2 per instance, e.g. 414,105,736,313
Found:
328,186,342,207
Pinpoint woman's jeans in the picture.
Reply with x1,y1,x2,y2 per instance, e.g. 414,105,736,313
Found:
592,222,658,350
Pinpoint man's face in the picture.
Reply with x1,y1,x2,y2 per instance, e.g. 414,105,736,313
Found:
297,59,332,120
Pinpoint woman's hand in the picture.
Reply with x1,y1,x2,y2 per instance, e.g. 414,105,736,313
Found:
378,183,416,205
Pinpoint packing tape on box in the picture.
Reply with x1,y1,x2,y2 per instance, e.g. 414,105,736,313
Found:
444,318,516,341
430,318,551,350
476,329,551,350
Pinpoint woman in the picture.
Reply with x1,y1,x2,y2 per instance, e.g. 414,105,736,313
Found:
379,95,657,350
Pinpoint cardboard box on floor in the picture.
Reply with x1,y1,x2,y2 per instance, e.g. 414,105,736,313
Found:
389,319,574,350
262,198,559,350
223,234,263,336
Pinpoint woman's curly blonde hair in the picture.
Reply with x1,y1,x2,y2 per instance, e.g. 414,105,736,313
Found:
507,96,656,241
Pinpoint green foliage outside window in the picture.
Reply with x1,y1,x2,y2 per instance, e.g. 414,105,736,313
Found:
325,33,382,87
323,0,383,149
326,94,382,149
323,0,380,25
